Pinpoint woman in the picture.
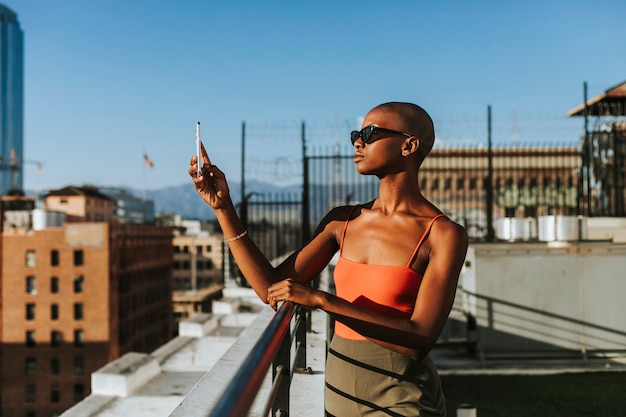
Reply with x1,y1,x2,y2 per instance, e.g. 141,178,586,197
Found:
189,102,468,416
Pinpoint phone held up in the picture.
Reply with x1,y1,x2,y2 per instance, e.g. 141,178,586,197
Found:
195,122,203,177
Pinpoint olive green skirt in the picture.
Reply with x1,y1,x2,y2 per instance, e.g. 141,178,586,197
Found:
325,336,446,417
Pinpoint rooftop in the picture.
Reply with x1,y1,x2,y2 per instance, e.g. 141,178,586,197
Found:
566,80,626,117
62,238,626,417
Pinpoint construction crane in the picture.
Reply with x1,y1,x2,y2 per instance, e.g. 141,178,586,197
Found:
0,148,44,194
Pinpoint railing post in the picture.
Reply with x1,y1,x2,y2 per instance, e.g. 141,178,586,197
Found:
295,307,307,370
272,308,292,416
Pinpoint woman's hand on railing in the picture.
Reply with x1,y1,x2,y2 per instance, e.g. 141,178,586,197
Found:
267,278,322,311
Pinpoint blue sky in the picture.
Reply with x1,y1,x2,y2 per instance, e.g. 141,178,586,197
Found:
7,0,626,192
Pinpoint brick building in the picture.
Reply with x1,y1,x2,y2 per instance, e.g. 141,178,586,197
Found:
172,233,225,321
44,186,113,223
0,194,173,416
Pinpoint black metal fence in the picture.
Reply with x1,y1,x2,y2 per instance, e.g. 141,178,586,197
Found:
239,121,626,258
241,193,304,262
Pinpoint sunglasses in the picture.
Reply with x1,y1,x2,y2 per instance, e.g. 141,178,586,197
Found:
350,125,413,146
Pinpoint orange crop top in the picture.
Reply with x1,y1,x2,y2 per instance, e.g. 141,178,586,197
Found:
333,209,446,340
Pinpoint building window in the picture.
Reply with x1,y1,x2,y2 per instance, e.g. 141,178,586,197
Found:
51,304,59,320
73,250,84,266
51,250,60,266
206,245,212,252
26,250,36,267
173,261,180,270
196,245,202,254
26,276,37,294
25,357,36,376
74,303,83,320
73,275,84,293
26,331,36,347
50,384,61,403
26,303,36,320
50,358,60,375
196,260,203,270
51,331,62,347
51,384,60,403
50,277,59,293
26,384,36,403
73,384,85,402
74,330,84,347
74,356,84,375
183,245,189,253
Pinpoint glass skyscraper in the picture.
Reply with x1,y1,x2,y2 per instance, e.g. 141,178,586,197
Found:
0,4,24,195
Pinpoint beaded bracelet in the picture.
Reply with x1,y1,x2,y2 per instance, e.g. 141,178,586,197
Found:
225,230,248,242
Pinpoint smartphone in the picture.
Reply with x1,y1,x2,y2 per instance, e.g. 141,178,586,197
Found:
196,122,203,176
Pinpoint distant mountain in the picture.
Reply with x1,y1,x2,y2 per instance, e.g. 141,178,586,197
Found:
26,178,374,222
144,180,302,220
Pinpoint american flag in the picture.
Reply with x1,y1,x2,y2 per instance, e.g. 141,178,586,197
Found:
144,154,154,168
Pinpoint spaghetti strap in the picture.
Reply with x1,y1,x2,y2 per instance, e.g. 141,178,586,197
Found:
339,206,358,255
406,213,448,267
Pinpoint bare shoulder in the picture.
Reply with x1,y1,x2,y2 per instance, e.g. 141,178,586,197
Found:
319,204,359,225
313,204,361,241
430,215,469,254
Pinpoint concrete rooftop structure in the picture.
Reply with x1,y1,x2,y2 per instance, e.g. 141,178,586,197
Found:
60,285,328,417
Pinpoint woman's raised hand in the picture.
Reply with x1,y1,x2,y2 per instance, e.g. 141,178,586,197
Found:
188,142,231,210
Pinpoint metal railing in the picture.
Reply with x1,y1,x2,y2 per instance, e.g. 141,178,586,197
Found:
207,301,308,417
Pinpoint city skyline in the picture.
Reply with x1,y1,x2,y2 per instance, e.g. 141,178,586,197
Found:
6,0,626,193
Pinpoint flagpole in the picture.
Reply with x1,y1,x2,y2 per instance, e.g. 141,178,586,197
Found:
142,153,147,202
141,153,154,203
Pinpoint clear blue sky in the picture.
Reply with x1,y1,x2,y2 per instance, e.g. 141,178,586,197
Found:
7,0,626,192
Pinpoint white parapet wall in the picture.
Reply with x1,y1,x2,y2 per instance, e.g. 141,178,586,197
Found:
91,352,161,397
586,217,626,243
461,241,626,355
178,312,221,337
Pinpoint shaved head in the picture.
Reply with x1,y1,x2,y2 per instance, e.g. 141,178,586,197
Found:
371,102,435,164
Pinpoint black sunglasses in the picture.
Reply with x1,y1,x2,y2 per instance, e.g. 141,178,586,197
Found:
350,125,412,146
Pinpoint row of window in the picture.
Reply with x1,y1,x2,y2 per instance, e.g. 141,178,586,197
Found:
173,244,213,254
25,249,84,268
26,303,83,320
25,330,84,347
26,275,84,294
173,277,218,291
173,260,214,270
25,356,84,376
24,382,85,404
418,176,577,192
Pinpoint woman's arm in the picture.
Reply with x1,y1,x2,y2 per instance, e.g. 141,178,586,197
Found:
189,145,343,302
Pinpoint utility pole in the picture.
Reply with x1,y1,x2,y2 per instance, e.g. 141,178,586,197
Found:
486,106,495,241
